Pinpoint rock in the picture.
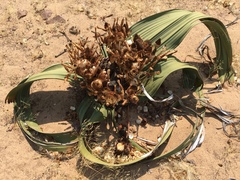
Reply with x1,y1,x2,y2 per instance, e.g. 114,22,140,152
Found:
70,106,76,111
136,116,142,125
116,142,125,152
127,12,133,18
69,26,80,35
117,114,121,118
86,10,96,19
22,38,28,44
11,26,17,31
17,10,28,19
92,146,104,155
77,5,85,12
46,15,66,24
203,6,208,11
143,106,148,113
128,133,134,139
0,30,7,38
32,50,44,61
39,9,52,20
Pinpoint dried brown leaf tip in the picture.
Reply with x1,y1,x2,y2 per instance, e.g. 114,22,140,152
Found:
63,18,168,107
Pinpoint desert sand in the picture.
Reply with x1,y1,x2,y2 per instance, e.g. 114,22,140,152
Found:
1,0,240,179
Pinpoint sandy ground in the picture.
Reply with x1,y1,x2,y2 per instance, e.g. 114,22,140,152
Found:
1,0,240,179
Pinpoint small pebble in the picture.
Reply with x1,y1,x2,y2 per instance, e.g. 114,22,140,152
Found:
22,38,28,44
203,6,208,11
92,146,104,155
143,106,148,113
128,133,134,139
69,26,80,35
46,15,66,24
126,39,133,45
117,114,121,118
77,5,85,12
39,9,52,20
127,12,133,18
168,90,173,95
104,152,115,163
12,26,17,31
17,10,28,19
86,10,95,19
116,142,124,152
70,106,76,111
32,50,44,61
136,116,142,125
44,39,49,45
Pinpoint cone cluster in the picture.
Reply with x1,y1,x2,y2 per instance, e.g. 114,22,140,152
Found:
64,19,163,107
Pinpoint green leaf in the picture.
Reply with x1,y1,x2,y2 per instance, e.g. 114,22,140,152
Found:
78,136,151,167
129,9,233,83
18,119,78,152
5,64,80,151
144,101,204,162
5,64,74,104
78,119,175,167
88,104,109,124
78,97,110,127
141,56,203,99
78,96,95,125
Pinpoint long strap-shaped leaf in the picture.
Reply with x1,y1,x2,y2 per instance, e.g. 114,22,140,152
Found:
129,9,233,83
143,100,204,162
19,120,78,151
78,104,203,166
77,94,175,166
5,64,79,151
141,56,203,98
78,120,175,167
5,64,77,103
